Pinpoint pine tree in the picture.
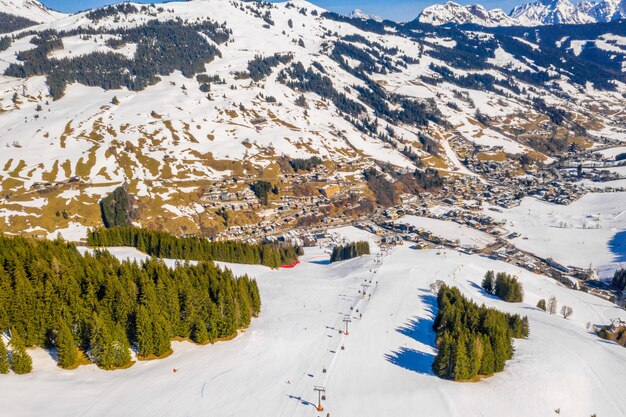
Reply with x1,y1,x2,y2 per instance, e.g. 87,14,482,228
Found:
479,335,495,375
432,332,452,377
536,299,546,311
452,334,471,381
9,330,32,374
0,337,9,374
111,323,131,368
57,321,77,368
482,271,495,294
192,318,209,344
152,315,171,357
90,317,114,369
468,335,483,378
135,305,154,358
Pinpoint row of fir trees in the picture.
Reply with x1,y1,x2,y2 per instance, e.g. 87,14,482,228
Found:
330,241,371,263
0,234,261,372
432,286,529,381
87,227,301,268
481,271,524,302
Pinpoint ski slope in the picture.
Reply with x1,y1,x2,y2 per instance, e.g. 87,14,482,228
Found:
2,240,626,417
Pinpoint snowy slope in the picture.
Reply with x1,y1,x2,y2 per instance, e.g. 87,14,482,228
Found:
1,243,626,417
0,0,65,23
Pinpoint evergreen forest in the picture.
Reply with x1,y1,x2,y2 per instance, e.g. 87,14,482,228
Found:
0,234,260,372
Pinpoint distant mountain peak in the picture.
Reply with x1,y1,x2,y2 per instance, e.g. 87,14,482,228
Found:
418,0,626,26
347,8,383,22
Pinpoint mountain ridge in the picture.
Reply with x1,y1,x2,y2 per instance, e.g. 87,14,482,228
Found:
418,0,625,26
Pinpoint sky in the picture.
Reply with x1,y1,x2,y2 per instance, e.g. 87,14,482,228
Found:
40,0,525,22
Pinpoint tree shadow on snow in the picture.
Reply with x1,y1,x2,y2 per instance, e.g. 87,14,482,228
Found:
310,259,331,265
385,347,435,375
384,290,438,376
468,281,500,300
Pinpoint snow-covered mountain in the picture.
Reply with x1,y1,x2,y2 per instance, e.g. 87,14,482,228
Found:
418,0,626,26
510,0,595,25
418,2,518,26
347,8,382,22
0,0,624,236
0,0,65,23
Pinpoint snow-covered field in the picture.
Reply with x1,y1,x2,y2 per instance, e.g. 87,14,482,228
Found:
3,241,626,417
484,192,626,276
397,215,495,247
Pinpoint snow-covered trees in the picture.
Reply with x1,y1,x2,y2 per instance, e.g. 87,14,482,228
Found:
432,285,528,381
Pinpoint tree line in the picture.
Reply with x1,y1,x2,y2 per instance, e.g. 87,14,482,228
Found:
87,227,300,268
0,234,260,372
330,241,370,263
432,285,529,381
481,271,524,303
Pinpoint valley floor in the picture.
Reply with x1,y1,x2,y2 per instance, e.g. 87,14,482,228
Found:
2,239,626,417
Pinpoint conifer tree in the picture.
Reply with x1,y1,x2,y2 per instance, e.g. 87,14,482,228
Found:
9,329,32,374
0,337,9,374
482,270,495,294
433,332,452,377
452,334,471,381
135,305,154,358
479,335,495,375
57,321,77,368
468,335,483,377
192,318,209,344
537,299,547,311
